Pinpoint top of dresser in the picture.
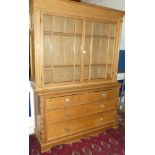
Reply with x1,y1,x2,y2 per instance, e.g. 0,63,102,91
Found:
33,81,121,96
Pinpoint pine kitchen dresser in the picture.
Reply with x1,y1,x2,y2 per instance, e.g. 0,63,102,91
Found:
29,0,125,152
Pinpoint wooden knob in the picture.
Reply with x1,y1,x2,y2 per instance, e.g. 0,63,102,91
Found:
82,50,86,54
65,98,70,102
102,93,106,97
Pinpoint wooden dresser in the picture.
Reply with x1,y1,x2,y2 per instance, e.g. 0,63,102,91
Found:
29,0,124,152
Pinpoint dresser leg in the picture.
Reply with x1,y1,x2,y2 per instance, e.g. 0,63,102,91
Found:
41,145,52,153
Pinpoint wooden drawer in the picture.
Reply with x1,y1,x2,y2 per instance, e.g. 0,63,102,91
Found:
47,110,116,141
88,89,118,102
46,93,87,110
47,98,117,125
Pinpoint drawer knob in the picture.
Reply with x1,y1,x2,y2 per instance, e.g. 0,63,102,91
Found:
65,112,71,117
64,127,71,132
65,98,70,102
102,93,106,97
100,118,104,121
101,104,105,108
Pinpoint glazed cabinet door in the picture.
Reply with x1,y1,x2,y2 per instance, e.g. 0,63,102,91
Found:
42,14,83,85
42,13,118,86
82,19,117,81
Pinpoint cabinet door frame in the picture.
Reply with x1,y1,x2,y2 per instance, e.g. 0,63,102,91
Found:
40,11,122,87
41,11,85,87
82,18,119,82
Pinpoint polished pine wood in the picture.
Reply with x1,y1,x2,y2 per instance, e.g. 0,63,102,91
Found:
34,83,121,152
47,98,118,124
42,14,117,85
47,110,116,141
30,0,124,89
30,0,124,152
46,93,87,110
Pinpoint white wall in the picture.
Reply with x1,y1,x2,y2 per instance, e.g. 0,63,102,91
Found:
82,0,125,50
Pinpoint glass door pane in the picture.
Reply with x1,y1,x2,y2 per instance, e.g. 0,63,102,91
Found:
74,19,83,81
83,20,92,80
83,19,117,82
43,14,82,84
52,34,74,82
43,14,52,84
106,24,117,80
52,16,75,83
89,20,109,80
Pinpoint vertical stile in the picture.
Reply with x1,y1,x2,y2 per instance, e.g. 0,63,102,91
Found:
73,19,76,82
63,17,66,83
41,96,47,142
40,11,44,87
111,25,117,80
111,39,116,80
88,20,93,80
98,32,102,78
29,19,33,81
50,15,54,85
80,19,86,82
39,12,47,141
99,37,101,65
114,21,122,81
105,24,111,79
34,9,42,88
29,13,33,81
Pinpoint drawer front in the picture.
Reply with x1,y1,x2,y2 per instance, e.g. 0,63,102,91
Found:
47,110,116,141
47,98,117,125
88,89,118,102
46,93,87,110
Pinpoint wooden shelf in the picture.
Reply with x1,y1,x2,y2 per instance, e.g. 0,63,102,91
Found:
91,35,115,39
91,64,112,66
43,31,115,39
44,31,82,37
44,64,112,68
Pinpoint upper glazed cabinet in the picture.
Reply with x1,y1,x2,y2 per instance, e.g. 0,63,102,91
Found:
30,0,124,89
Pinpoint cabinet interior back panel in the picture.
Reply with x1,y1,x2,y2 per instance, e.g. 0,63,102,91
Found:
53,67,74,83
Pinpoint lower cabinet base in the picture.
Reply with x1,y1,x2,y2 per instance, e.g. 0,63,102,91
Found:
36,122,118,153
34,83,121,153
